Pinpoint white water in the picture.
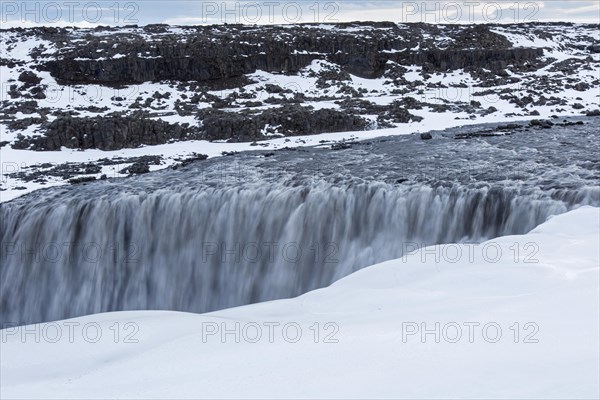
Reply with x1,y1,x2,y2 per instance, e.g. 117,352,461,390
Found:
2,119,599,324
1,181,594,324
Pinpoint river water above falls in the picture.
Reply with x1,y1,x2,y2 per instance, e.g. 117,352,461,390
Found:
2,119,599,324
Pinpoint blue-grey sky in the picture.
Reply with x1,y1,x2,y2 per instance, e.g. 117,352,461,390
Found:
1,1,599,27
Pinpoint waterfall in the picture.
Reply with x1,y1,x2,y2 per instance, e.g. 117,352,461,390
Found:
2,181,596,324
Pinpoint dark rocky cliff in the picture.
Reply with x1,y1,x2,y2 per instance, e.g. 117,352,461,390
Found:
2,22,598,151
40,23,533,84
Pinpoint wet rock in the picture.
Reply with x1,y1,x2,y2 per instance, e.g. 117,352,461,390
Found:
179,153,209,167
420,133,433,140
119,157,161,175
121,162,150,175
498,123,522,130
331,143,354,151
530,119,554,129
68,176,97,184
586,109,600,117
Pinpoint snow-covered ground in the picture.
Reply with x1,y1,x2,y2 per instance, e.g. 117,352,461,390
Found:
2,206,598,399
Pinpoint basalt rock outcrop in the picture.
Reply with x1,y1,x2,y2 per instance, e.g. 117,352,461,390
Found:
12,113,198,151
200,105,369,142
2,21,599,151
12,106,372,150
39,23,536,84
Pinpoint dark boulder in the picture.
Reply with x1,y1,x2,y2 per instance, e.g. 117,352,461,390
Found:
530,119,554,129
18,71,42,86
587,44,600,53
121,162,150,175
68,176,97,185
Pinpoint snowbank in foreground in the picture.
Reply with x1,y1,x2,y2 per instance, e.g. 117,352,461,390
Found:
1,207,599,399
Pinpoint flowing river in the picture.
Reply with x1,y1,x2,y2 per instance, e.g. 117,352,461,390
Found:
1,118,599,324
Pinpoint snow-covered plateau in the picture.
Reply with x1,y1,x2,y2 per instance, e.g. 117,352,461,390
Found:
1,20,600,399
1,206,599,399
